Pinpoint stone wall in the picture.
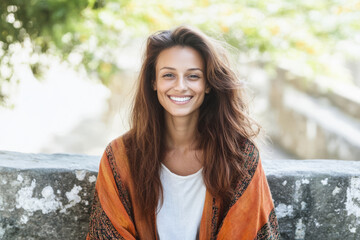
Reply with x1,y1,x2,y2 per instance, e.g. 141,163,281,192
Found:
0,151,360,239
0,151,99,240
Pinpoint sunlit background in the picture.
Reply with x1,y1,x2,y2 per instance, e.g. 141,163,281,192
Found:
1,0,359,160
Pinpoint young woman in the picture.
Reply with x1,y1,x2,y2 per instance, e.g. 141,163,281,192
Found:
87,26,279,240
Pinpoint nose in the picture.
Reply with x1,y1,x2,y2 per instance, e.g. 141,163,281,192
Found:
174,75,187,91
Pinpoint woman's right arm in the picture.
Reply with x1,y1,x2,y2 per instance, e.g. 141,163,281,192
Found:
86,145,137,240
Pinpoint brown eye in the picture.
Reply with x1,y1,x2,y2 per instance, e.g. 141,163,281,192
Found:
162,73,174,78
188,74,200,79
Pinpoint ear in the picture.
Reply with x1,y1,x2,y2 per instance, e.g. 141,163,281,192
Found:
205,85,211,94
152,80,157,91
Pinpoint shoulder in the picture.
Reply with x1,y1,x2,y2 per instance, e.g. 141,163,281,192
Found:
239,138,260,177
106,131,132,153
240,138,259,156
98,132,135,187
102,132,132,168
223,139,261,210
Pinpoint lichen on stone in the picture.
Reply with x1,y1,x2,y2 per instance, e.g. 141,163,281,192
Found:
301,178,309,184
75,170,86,181
88,175,97,183
17,174,24,183
321,178,328,185
301,201,307,210
345,177,360,223
295,218,306,239
60,185,83,213
15,180,63,215
275,203,294,218
332,186,341,196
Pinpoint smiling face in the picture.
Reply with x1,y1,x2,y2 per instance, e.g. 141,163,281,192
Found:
154,46,209,120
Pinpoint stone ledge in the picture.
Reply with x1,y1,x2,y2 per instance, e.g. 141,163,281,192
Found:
0,150,99,171
0,151,360,239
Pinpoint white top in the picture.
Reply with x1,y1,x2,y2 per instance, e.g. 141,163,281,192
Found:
156,163,206,240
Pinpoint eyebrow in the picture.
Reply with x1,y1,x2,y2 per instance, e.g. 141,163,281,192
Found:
159,67,203,72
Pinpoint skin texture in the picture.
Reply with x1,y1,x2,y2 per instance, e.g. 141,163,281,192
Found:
154,46,210,176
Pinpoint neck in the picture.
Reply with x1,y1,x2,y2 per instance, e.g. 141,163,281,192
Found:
164,111,199,151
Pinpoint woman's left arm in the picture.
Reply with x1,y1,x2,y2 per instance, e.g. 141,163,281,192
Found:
215,147,280,240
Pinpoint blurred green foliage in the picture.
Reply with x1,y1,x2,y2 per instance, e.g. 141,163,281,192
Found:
1,0,360,104
1,0,89,50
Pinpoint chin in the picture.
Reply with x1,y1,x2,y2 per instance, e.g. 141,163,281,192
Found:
165,109,199,118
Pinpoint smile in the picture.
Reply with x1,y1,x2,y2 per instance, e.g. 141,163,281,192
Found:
168,96,192,104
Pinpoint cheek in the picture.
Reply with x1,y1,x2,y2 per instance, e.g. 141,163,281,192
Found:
191,82,206,93
155,79,169,92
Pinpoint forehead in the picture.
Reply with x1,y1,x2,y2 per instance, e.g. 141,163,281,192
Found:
156,46,204,70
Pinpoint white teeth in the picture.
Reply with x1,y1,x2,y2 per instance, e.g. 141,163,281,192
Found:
169,96,191,102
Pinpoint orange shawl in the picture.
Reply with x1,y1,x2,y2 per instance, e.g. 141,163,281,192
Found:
87,137,279,240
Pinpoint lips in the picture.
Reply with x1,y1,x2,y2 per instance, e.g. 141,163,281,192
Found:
168,95,192,104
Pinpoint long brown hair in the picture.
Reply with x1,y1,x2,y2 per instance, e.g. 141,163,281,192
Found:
124,25,260,223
